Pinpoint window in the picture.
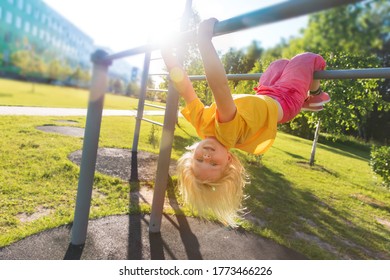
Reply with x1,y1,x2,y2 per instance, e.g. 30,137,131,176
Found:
24,21,30,33
32,25,37,36
6,11,12,24
0,6,2,20
26,3,31,14
15,16,22,29
17,0,23,10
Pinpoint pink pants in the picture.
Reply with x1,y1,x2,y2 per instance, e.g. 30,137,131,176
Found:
254,52,326,123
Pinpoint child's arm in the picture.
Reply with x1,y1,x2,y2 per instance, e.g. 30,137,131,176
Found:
161,49,197,105
197,18,237,123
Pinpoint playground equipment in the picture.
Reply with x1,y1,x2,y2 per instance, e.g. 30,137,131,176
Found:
70,0,389,247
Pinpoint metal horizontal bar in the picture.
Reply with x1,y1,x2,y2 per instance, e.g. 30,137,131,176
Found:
213,0,361,38
150,57,163,61
144,103,166,110
147,88,169,92
101,0,362,62
188,68,390,81
314,68,390,79
189,73,260,81
140,117,164,127
148,73,169,76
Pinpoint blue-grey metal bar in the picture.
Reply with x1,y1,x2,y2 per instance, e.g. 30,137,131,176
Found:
71,50,111,246
188,68,390,81
148,0,193,233
131,51,152,182
314,68,390,79
145,103,166,110
212,0,361,37
147,88,169,92
101,0,362,63
141,117,164,127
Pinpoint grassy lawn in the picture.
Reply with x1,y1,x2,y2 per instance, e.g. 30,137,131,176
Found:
0,79,389,259
0,115,389,259
0,78,163,110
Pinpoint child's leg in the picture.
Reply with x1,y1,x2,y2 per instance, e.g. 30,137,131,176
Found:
259,59,289,86
275,52,326,98
309,79,321,92
270,53,326,123
303,78,330,108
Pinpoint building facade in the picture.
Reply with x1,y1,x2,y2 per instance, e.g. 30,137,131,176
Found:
0,0,134,85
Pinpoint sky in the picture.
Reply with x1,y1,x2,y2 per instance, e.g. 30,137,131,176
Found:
43,0,308,72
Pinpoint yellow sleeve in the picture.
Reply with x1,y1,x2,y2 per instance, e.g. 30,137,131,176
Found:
180,98,216,139
214,111,242,149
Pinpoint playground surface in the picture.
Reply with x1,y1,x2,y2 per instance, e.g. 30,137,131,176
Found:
0,213,306,260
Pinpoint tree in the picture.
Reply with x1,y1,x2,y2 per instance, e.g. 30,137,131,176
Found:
47,59,72,83
316,52,383,139
11,49,47,92
11,49,46,78
69,67,91,88
297,0,390,141
222,41,263,88
258,0,390,142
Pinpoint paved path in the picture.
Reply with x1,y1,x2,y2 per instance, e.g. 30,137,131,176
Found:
0,106,166,116
0,214,307,260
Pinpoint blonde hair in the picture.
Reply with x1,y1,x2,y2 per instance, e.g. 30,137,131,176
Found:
176,144,247,227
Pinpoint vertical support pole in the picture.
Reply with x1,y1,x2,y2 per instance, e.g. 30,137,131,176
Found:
131,51,152,182
149,83,180,232
149,0,192,233
309,119,321,166
71,50,111,246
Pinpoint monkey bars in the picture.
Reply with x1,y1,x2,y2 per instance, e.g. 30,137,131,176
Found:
70,0,375,246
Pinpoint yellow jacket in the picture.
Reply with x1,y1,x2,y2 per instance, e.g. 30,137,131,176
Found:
181,94,278,155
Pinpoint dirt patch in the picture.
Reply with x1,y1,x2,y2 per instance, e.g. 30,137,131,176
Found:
296,161,338,177
68,148,177,183
38,125,177,182
55,120,79,124
351,193,389,211
36,125,85,137
17,206,53,223
376,217,390,231
69,148,180,211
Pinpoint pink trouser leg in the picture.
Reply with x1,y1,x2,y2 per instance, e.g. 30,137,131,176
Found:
275,52,326,99
256,52,326,123
259,59,289,86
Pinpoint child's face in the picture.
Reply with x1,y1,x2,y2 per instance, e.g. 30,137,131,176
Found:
192,137,231,181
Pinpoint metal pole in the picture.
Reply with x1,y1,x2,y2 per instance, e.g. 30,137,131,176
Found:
314,68,390,79
309,119,321,166
149,0,192,233
71,50,111,246
101,0,362,63
131,51,152,182
148,81,181,233
212,0,361,37
188,68,390,81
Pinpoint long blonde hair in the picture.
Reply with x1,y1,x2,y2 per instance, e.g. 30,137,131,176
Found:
176,144,247,227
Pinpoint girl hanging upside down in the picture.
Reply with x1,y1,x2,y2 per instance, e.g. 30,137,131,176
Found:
162,18,330,226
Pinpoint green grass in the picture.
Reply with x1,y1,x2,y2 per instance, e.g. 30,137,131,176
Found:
0,115,389,259
0,79,389,259
0,78,164,110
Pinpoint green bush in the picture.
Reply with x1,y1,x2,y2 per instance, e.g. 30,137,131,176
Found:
370,145,390,187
